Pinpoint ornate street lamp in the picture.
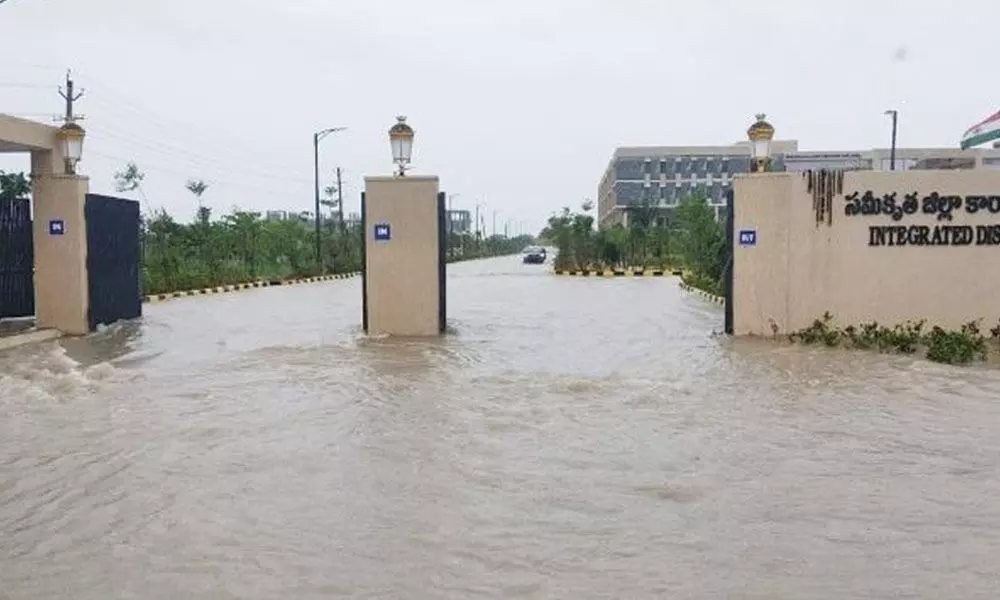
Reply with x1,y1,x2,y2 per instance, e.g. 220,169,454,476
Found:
56,121,85,175
747,113,775,173
389,115,414,176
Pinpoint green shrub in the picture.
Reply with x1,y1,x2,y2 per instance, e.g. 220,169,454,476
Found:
681,271,723,297
791,314,990,366
925,322,988,365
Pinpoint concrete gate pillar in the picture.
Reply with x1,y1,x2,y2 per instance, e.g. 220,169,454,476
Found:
362,175,446,337
0,115,91,335
32,171,90,335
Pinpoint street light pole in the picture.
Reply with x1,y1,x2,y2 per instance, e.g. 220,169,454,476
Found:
313,127,347,275
313,127,346,271
313,133,320,268
885,109,898,171
336,167,344,236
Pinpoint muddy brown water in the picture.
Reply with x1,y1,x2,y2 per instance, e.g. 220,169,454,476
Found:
2,257,1000,599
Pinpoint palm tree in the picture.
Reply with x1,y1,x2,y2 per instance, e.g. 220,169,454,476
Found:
186,179,209,204
0,170,31,201
114,162,145,193
186,179,210,225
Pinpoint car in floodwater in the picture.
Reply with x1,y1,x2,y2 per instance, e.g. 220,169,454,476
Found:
522,246,546,264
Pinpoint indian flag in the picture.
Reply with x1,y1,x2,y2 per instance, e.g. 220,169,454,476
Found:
960,110,1000,149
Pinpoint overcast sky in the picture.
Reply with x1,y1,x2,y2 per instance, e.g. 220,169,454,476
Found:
1,0,997,233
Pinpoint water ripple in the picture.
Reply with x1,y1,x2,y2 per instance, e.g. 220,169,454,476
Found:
2,257,1000,598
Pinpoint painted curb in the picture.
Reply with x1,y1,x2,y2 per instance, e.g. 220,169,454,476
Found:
0,328,63,352
552,268,669,277
143,272,361,304
678,281,725,305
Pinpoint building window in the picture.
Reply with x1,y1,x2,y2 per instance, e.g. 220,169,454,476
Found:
615,159,644,180
710,184,724,205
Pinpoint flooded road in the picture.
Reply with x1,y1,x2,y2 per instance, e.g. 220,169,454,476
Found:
3,256,1000,599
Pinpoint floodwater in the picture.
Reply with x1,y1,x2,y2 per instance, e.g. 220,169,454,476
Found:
2,256,1000,599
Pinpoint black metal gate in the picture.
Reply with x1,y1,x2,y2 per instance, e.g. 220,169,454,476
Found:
85,194,142,331
724,187,734,335
437,191,447,334
361,191,368,333
0,197,35,319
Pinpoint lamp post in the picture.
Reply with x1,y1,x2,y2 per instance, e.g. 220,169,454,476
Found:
314,126,346,271
389,116,415,176
746,113,775,173
56,121,85,175
474,202,484,240
884,109,898,171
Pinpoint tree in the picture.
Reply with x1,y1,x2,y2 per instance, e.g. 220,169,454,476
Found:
186,179,210,225
595,225,627,266
223,210,264,277
543,193,726,283
320,185,339,227
322,184,338,206
625,197,659,265
546,207,574,270
674,195,726,282
0,170,31,201
186,179,209,206
136,201,532,295
114,162,145,193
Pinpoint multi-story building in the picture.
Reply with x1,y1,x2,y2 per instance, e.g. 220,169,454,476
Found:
344,212,362,230
599,142,1000,227
265,210,291,222
264,209,338,226
781,146,1000,172
598,140,799,225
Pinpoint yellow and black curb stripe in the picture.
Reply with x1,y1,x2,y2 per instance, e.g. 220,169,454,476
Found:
144,272,361,304
678,281,725,306
552,268,672,277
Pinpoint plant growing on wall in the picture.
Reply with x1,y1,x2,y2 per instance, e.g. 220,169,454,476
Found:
789,314,991,365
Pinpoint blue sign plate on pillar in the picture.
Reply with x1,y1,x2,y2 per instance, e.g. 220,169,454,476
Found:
374,223,391,241
49,219,65,236
738,229,757,247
